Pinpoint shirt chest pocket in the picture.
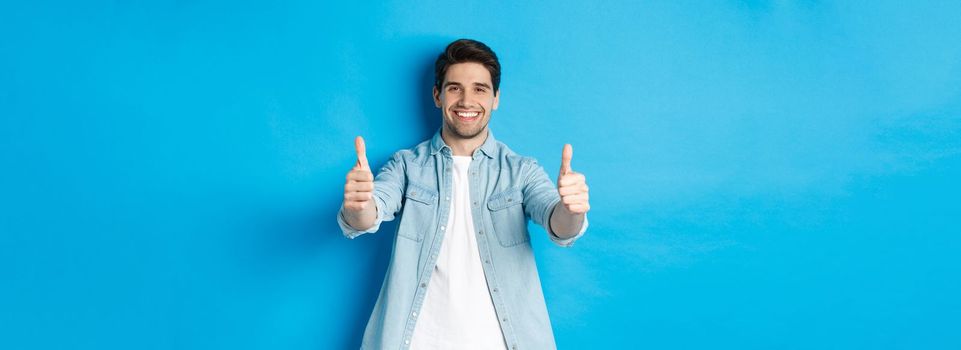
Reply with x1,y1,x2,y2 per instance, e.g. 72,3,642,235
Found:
487,189,530,247
398,184,437,242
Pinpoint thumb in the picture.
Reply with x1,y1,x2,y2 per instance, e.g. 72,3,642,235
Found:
560,143,573,176
355,136,370,169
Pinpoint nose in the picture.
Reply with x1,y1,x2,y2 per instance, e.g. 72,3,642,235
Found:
455,95,475,109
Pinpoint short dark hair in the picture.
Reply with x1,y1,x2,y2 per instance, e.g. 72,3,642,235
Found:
434,39,501,93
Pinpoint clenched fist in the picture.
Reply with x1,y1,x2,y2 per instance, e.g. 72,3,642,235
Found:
557,144,590,214
344,136,375,212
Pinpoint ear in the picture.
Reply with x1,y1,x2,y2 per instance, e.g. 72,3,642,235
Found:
492,89,500,111
433,86,441,108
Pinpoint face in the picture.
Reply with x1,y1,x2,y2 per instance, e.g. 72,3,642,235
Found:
434,62,500,140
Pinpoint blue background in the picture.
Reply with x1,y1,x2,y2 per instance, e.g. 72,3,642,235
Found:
2,1,960,349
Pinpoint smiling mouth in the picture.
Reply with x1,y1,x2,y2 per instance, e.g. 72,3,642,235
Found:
454,110,481,120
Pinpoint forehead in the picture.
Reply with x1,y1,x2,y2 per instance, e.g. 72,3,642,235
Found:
444,62,492,85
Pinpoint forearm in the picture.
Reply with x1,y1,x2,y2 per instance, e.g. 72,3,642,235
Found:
549,202,585,239
343,201,378,231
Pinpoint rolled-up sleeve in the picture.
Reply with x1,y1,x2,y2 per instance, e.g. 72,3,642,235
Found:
337,151,407,239
520,158,587,247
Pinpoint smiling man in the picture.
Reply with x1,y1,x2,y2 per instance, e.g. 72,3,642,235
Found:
338,39,590,350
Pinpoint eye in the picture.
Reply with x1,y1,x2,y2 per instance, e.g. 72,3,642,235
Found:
447,86,461,92
475,87,487,94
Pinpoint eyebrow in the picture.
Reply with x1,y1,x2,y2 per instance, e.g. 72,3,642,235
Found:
444,81,492,89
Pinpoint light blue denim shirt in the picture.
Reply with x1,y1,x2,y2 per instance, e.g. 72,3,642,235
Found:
337,130,587,350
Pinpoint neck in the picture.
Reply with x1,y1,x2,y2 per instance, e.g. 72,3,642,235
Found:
441,127,488,156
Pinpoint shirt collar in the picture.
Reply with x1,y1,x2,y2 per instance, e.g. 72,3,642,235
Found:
429,129,497,159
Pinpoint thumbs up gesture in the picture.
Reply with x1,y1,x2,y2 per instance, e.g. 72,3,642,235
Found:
557,144,590,214
343,136,375,212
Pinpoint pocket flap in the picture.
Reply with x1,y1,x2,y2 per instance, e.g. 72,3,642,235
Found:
405,185,437,205
487,189,524,211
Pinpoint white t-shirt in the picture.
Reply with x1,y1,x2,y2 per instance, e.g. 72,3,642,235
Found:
410,156,507,350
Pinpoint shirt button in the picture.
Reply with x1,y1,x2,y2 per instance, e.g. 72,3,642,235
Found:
440,225,445,231
412,311,417,317
478,231,484,235
405,339,410,345
446,196,450,201
502,318,508,322
421,283,426,288
492,288,498,292
484,259,490,264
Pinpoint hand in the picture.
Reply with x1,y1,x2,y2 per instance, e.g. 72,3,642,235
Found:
343,136,374,212
557,144,590,214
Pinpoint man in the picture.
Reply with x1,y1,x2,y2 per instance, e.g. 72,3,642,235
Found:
338,39,590,350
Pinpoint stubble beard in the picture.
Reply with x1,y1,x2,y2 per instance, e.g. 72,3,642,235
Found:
444,113,489,140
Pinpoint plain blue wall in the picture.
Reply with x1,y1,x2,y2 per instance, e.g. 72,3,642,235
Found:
2,1,960,349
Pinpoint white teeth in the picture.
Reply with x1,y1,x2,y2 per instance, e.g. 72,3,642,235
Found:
456,112,479,118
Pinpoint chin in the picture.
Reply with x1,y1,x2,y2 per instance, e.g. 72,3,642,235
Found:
447,123,486,139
